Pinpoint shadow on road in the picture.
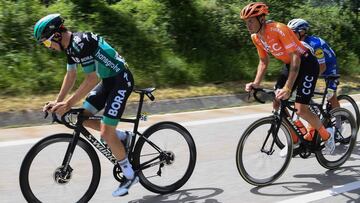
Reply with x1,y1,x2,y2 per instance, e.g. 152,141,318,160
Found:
249,141,360,201
249,165,360,196
128,187,224,203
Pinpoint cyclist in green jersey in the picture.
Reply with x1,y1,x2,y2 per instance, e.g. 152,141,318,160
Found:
34,14,138,197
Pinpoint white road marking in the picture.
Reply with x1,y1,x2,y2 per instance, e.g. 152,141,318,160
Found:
0,113,268,148
277,181,360,203
180,113,268,127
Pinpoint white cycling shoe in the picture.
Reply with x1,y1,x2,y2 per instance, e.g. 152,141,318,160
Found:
324,127,335,155
112,176,139,197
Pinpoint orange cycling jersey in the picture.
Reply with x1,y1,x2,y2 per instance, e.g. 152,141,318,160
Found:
251,21,308,64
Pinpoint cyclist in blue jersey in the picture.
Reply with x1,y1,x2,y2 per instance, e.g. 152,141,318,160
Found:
287,18,340,110
287,18,341,136
34,14,138,197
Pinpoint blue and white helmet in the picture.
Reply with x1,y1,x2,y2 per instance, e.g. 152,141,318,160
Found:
287,18,310,32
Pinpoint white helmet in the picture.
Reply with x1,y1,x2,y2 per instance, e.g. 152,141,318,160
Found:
287,18,310,32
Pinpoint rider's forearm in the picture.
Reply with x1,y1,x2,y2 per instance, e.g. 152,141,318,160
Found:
56,70,77,102
66,72,99,106
285,53,301,89
254,56,269,85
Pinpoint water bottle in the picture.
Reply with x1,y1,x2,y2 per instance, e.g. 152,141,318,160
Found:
294,119,307,136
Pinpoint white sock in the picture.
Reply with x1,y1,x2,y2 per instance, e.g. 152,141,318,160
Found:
116,129,127,141
118,158,134,180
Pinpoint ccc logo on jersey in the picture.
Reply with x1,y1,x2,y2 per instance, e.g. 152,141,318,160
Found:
315,48,324,59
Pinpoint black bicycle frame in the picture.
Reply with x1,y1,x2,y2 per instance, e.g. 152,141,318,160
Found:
60,91,167,172
260,99,331,155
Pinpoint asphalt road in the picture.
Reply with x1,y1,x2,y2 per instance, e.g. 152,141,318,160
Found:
1,101,359,203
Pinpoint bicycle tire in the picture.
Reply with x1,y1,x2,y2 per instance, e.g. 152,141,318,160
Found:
236,116,293,186
133,121,196,194
19,133,101,203
316,108,357,169
337,94,360,131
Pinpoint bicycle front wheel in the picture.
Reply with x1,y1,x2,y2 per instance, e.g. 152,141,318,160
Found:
19,133,101,203
133,121,197,194
316,108,357,169
337,94,360,130
236,116,292,186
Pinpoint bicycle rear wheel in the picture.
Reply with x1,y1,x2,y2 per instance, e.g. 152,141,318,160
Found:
236,116,292,186
337,94,360,130
316,108,357,169
133,121,196,194
19,134,101,203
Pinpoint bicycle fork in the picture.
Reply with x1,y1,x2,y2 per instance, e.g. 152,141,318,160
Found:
261,116,282,155
51,131,80,184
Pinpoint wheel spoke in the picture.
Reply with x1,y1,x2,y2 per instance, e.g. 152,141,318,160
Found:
236,117,292,186
20,134,101,203
133,122,196,194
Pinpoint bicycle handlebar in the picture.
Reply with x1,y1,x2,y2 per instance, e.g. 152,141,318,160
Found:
250,87,297,112
44,108,87,129
44,111,62,124
251,87,275,104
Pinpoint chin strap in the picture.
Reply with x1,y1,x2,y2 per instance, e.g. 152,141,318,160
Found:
59,42,64,51
255,16,264,33
53,32,64,51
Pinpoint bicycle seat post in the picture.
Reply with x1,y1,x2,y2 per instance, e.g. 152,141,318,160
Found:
132,92,145,132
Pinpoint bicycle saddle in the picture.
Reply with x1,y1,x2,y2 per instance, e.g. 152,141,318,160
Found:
133,87,156,101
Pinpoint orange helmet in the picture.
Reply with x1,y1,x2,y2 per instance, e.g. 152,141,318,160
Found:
240,2,269,19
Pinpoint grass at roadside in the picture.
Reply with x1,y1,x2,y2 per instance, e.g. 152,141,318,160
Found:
1,76,359,113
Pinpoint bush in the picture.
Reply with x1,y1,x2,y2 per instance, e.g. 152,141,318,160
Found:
0,0,358,95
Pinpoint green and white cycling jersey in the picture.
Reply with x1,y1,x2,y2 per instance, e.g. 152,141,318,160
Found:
66,32,127,78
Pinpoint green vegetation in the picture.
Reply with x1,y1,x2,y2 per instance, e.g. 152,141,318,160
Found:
0,0,359,96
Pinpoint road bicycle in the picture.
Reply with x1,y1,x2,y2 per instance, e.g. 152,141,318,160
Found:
294,74,359,143
311,74,360,132
235,87,357,186
19,87,197,202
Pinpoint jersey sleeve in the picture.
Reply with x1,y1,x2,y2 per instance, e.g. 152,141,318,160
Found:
251,34,268,59
79,33,98,74
277,24,301,54
312,38,326,64
66,55,77,71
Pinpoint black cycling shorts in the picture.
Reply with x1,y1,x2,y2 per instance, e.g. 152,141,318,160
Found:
83,68,134,126
275,51,319,104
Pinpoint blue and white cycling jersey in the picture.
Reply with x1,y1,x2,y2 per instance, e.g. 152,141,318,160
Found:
304,36,339,90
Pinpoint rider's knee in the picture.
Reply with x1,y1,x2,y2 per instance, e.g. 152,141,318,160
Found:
295,104,308,117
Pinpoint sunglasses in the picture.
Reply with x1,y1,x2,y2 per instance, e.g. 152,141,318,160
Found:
41,34,55,48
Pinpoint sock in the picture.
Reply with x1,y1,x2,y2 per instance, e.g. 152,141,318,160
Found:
116,129,127,141
118,158,134,180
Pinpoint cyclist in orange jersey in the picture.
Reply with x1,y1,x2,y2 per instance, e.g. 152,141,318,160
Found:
240,2,335,154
